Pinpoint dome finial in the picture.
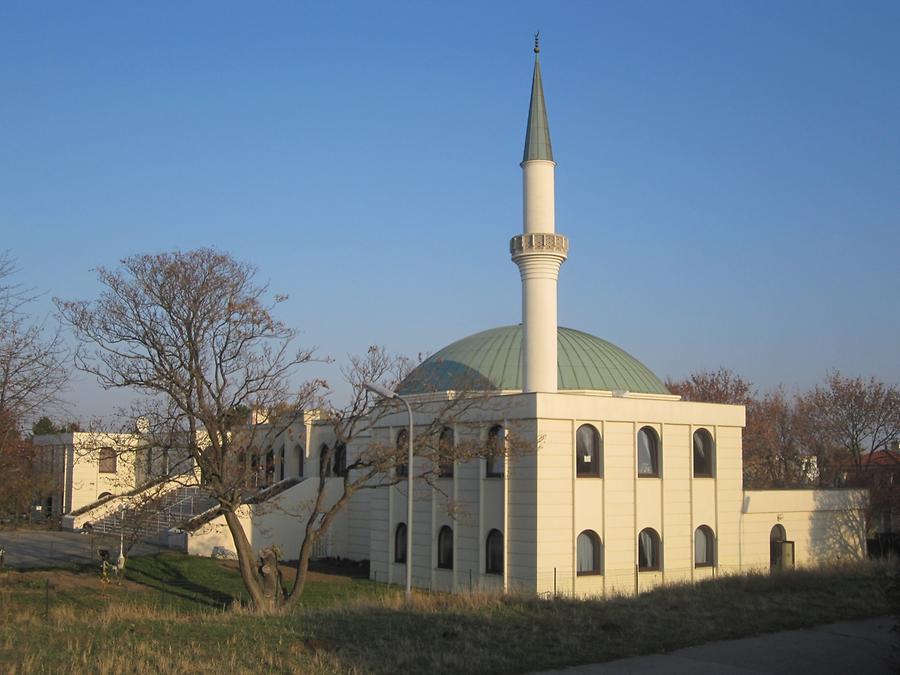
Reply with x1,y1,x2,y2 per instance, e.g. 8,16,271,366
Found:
534,31,540,54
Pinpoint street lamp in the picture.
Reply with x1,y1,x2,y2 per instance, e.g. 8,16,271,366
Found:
363,381,414,601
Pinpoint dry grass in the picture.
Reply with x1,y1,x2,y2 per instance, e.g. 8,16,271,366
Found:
0,557,894,674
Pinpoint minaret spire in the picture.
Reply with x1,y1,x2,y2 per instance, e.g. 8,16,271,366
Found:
511,38,568,393
523,34,553,163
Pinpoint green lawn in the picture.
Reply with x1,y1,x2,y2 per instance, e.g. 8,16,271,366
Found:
0,553,894,674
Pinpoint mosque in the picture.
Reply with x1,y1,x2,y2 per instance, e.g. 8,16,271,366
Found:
48,43,866,596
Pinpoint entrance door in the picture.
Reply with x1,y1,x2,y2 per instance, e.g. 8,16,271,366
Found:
769,524,794,570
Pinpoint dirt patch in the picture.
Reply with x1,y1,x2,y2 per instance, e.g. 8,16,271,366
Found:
217,558,368,584
0,568,143,592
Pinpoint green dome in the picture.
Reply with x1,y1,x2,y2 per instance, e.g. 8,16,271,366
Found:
399,325,669,395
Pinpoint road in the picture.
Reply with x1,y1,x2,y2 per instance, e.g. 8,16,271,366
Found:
0,530,165,568
536,616,898,674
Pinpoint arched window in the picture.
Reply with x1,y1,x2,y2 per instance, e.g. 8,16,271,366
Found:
637,427,660,477
394,523,407,563
278,444,286,481
438,426,455,478
486,425,504,477
694,525,715,567
437,526,453,569
638,528,661,571
693,429,714,477
485,529,503,574
264,447,275,486
576,530,602,575
770,524,791,570
770,524,786,543
576,424,602,477
296,445,304,478
395,429,409,477
319,443,331,477
333,442,347,477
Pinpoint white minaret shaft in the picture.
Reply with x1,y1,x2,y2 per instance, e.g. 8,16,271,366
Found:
511,40,568,393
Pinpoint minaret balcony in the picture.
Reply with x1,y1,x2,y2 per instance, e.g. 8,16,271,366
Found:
509,233,569,261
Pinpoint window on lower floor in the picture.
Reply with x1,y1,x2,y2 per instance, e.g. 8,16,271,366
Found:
694,525,715,567
576,530,602,575
638,528,661,571
394,523,407,563
485,529,503,574
437,525,453,569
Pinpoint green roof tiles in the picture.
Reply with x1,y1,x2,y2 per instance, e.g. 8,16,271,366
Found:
399,325,670,395
522,57,554,162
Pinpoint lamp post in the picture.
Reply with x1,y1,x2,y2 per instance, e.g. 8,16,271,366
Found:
117,504,126,575
363,381,414,601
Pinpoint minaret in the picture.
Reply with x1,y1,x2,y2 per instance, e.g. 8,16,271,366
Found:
511,35,568,393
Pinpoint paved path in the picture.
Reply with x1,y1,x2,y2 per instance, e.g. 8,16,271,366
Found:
0,530,164,568
537,616,897,674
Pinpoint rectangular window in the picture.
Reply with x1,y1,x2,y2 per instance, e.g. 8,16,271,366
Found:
99,447,117,474
485,425,505,478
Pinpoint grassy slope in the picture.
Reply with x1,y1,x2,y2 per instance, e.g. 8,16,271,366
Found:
0,553,894,674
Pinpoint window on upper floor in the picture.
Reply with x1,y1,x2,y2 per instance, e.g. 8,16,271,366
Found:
485,529,503,574
99,447,117,474
319,443,332,477
638,527,661,571
437,526,453,569
637,427,660,477
576,530,602,575
438,426,455,478
486,425,504,478
395,429,409,477
576,424,602,477
296,445,304,478
333,442,347,477
694,525,715,567
693,429,714,477
394,523,407,563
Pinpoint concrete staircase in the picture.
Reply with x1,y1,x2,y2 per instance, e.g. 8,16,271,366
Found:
85,486,217,543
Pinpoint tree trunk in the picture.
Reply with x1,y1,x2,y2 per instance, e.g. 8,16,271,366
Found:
221,508,271,612
282,530,315,610
257,546,283,609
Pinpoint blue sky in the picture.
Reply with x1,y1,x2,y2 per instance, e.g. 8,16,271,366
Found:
2,1,898,420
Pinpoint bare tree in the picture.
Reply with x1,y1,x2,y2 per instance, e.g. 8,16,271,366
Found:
0,252,69,445
743,388,813,488
666,367,755,405
668,368,816,488
0,412,57,524
58,249,535,612
280,346,528,609
800,372,900,533
57,249,319,612
802,372,900,472
0,252,69,522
